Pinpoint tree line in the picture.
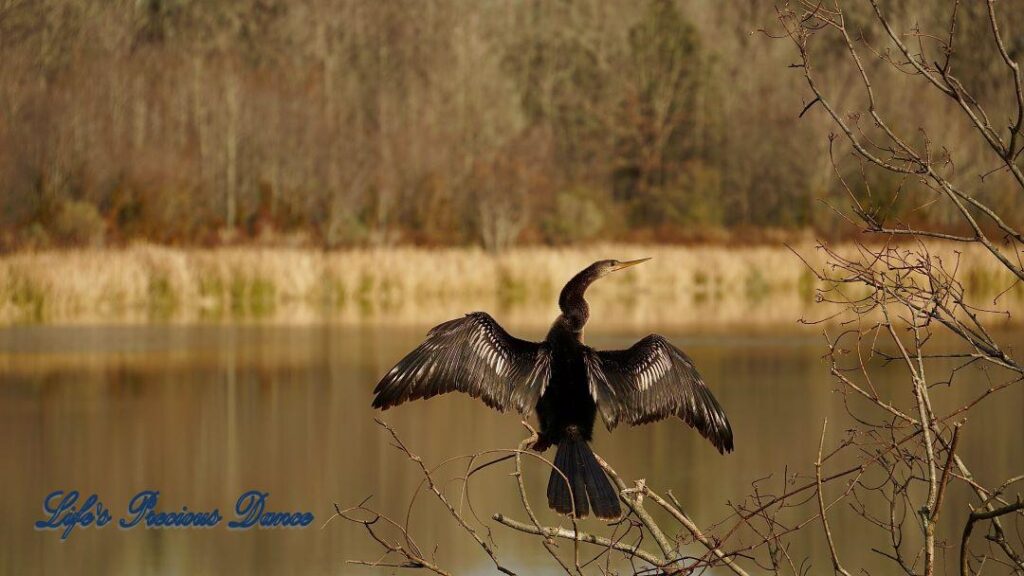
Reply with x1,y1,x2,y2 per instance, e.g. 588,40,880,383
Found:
0,0,1020,251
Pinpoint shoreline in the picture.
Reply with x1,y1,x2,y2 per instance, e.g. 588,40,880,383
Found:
1,243,1020,328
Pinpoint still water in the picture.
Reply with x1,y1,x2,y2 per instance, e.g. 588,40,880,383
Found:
1,322,1021,575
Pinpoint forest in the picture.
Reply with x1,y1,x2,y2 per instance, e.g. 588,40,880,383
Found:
1,0,1022,251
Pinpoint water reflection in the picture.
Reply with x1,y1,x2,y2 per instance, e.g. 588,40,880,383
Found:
1,323,1021,575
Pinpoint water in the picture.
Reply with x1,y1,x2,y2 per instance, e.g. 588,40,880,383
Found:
1,322,1021,575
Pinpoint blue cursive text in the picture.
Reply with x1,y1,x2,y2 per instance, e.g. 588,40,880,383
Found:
35,490,112,541
36,489,314,540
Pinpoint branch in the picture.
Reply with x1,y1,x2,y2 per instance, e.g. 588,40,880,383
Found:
491,514,666,568
375,418,518,575
816,418,853,576
961,498,1024,576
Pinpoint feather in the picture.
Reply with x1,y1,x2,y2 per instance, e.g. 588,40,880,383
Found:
585,334,734,453
372,312,551,415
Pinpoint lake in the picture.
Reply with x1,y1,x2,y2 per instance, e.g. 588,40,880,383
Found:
2,322,1021,575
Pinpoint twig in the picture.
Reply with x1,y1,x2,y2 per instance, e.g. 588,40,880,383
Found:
376,418,518,575
816,418,853,576
961,499,1024,576
492,514,666,568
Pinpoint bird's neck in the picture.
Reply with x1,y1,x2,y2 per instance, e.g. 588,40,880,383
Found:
558,269,595,333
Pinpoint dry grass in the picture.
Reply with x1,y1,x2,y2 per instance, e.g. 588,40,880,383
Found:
0,243,1020,329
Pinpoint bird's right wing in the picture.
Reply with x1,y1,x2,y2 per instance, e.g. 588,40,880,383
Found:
372,312,551,414
584,334,733,453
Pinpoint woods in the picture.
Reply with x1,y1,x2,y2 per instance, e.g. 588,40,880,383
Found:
2,1,1021,251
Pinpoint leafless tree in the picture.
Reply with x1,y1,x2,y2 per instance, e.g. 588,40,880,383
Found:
767,1,1023,574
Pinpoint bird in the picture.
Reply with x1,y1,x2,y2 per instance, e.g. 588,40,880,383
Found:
371,258,733,520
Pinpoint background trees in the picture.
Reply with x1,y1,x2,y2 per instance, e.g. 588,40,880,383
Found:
0,0,1021,250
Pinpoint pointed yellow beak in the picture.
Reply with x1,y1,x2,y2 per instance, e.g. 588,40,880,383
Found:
611,257,651,272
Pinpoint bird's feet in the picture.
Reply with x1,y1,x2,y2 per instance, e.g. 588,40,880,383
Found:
530,434,552,452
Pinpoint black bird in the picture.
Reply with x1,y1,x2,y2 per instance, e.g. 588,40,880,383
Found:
372,259,733,520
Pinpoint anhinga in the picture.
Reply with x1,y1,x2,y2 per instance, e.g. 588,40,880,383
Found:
372,259,733,519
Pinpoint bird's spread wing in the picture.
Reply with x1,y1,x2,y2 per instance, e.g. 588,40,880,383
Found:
584,334,733,453
372,312,551,414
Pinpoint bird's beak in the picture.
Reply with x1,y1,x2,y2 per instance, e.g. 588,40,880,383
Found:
611,258,651,272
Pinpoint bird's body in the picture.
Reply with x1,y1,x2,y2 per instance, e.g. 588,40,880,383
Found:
534,315,619,518
372,259,733,520
534,316,596,450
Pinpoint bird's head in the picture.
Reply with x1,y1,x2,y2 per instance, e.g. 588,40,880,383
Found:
559,258,651,331
584,258,652,280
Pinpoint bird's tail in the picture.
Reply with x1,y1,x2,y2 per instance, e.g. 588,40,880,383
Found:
546,433,621,519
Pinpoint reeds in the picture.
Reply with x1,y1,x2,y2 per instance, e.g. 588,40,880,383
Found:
0,243,1020,329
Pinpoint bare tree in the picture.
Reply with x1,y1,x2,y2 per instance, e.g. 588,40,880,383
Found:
770,1,1024,573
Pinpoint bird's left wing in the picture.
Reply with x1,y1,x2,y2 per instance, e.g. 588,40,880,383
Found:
584,334,733,453
372,312,551,414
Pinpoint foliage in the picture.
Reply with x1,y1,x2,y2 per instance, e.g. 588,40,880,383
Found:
0,1,1021,251
51,200,106,247
541,187,607,245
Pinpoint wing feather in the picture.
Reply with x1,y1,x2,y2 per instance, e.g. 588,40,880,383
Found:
586,335,733,453
372,312,551,414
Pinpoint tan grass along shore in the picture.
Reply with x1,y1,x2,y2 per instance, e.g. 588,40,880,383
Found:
0,244,1021,330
